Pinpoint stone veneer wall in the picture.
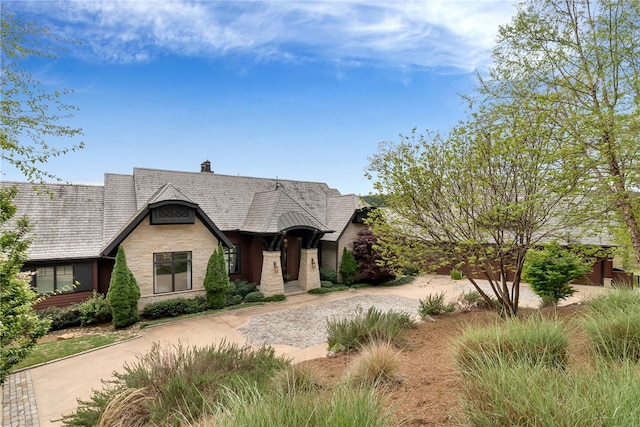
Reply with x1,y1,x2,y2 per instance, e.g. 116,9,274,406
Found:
337,222,366,281
121,215,218,309
298,248,321,291
259,251,284,296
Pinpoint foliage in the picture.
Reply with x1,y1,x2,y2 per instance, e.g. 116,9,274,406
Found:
36,305,81,331
233,279,257,298
352,228,395,284
489,0,640,265
326,306,414,352
319,267,338,284
203,244,229,309
106,246,140,329
78,292,112,326
1,8,84,184
0,187,51,384
141,297,209,319
244,291,265,303
60,341,289,426
320,280,334,288
308,285,349,295
455,314,570,373
418,292,455,317
338,247,357,285
262,294,286,303
450,269,463,280
347,340,402,386
522,244,591,305
456,290,498,312
378,275,416,287
366,99,590,316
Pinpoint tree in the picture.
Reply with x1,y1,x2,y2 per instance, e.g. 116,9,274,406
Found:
106,246,140,329
489,0,640,265
0,187,51,384
1,7,83,183
339,247,357,285
203,243,229,309
522,243,592,306
367,95,592,315
352,228,395,284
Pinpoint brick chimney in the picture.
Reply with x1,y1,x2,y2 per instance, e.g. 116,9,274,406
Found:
200,160,212,173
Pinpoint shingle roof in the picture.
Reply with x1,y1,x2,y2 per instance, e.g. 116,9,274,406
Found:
323,194,367,242
1,182,105,261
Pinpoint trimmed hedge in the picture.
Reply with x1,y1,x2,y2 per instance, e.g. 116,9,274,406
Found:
141,297,209,319
36,305,82,331
244,291,265,303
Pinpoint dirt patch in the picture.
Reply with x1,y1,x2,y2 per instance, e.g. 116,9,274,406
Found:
38,322,139,344
299,304,587,426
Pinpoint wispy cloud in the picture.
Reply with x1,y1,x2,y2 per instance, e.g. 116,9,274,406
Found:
9,0,517,71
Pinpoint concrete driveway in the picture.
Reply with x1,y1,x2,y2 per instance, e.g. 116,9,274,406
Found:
2,275,608,426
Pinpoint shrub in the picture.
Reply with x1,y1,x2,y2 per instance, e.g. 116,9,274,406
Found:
226,294,243,306
262,294,286,303
450,269,463,280
351,228,395,284
319,267,338,284
61,341,289,426
347,340,402,385
204,244,228,309
320,280,334,288
326,306,414,352
271,364,321,393
141,297,210,319
37,305,81,331
107,246,140,329
378,275,416,287
456,290,498,311
455,314,570,373
78,292,112,326
244,291,265,303
308,286,349,295
339,248,357,285
522,243,590,305
234,280,257,298
418,292,455,317
402,265,420,276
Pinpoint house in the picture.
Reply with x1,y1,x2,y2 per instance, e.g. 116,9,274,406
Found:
2,162,369,309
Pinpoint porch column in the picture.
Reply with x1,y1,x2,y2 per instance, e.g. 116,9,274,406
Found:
259,251,284,296
298,248,321,291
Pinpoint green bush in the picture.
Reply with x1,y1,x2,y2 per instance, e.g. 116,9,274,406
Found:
450,269,463,280
418,292,455,317
522,243,590,304
326,306,414,352
107,246,140,329
319,267,338,284
320,280,334,288
456,290,498,311
262,294,286,303
244,291,265,303
234,280,258,298
378,275,416,287
339,248,357,285
308,286,349,295
78,292,112,326
226,294,243,306
455,314,570,372
36,305,81,331
141,297,210,319
204,244,229,309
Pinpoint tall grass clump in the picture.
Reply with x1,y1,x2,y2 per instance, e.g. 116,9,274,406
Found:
210,381,396,427
458,361,640,426
326,306,414,352
582,289,640,363
60,341,288,427
347,340,402,386
418,292,455,316
455,314,570,373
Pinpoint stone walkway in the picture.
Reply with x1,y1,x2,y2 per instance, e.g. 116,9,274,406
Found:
2,370,39,427
238,294,421,348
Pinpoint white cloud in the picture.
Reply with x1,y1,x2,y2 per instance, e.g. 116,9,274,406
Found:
9,0,517,71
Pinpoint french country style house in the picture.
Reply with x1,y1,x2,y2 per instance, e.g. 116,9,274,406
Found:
2,162,369,309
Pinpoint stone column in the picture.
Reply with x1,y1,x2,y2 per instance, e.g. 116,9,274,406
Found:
259,251,284,296
299,248,321,291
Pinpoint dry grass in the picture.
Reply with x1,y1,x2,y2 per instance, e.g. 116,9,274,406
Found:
97,387,154,427
347,340,403,386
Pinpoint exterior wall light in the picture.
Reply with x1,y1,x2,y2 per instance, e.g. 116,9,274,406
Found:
311,258,316,268
273,261,278,273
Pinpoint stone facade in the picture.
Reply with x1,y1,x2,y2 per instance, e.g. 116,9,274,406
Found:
298,248,321,291
259,251,285,296
121,216,219,309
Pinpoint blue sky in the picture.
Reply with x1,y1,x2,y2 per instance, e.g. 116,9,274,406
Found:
2,1,518,195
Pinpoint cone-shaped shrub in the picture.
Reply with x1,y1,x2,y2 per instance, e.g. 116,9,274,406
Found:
107,246,140,328
339,247,357,285
204,243,229,309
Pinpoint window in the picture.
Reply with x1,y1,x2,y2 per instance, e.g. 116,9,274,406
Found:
154,252,192,293
34,265,74,295
150,204,195,224
225,245,240,274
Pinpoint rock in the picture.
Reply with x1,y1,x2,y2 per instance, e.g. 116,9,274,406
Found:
57,333,76,340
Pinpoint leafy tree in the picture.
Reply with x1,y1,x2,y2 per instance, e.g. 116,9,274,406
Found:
0,187,51,384
106,246,140,328
352,228,394,284
204,243,229,309
522,244,592,306
1,7,83,183
339,247,357,285
367,96,592,315
488,0,640,264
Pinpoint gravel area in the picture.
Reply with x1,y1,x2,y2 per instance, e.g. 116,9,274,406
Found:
237,294,420,348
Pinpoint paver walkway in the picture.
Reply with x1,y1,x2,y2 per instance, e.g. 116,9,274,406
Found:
2,371,39,427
